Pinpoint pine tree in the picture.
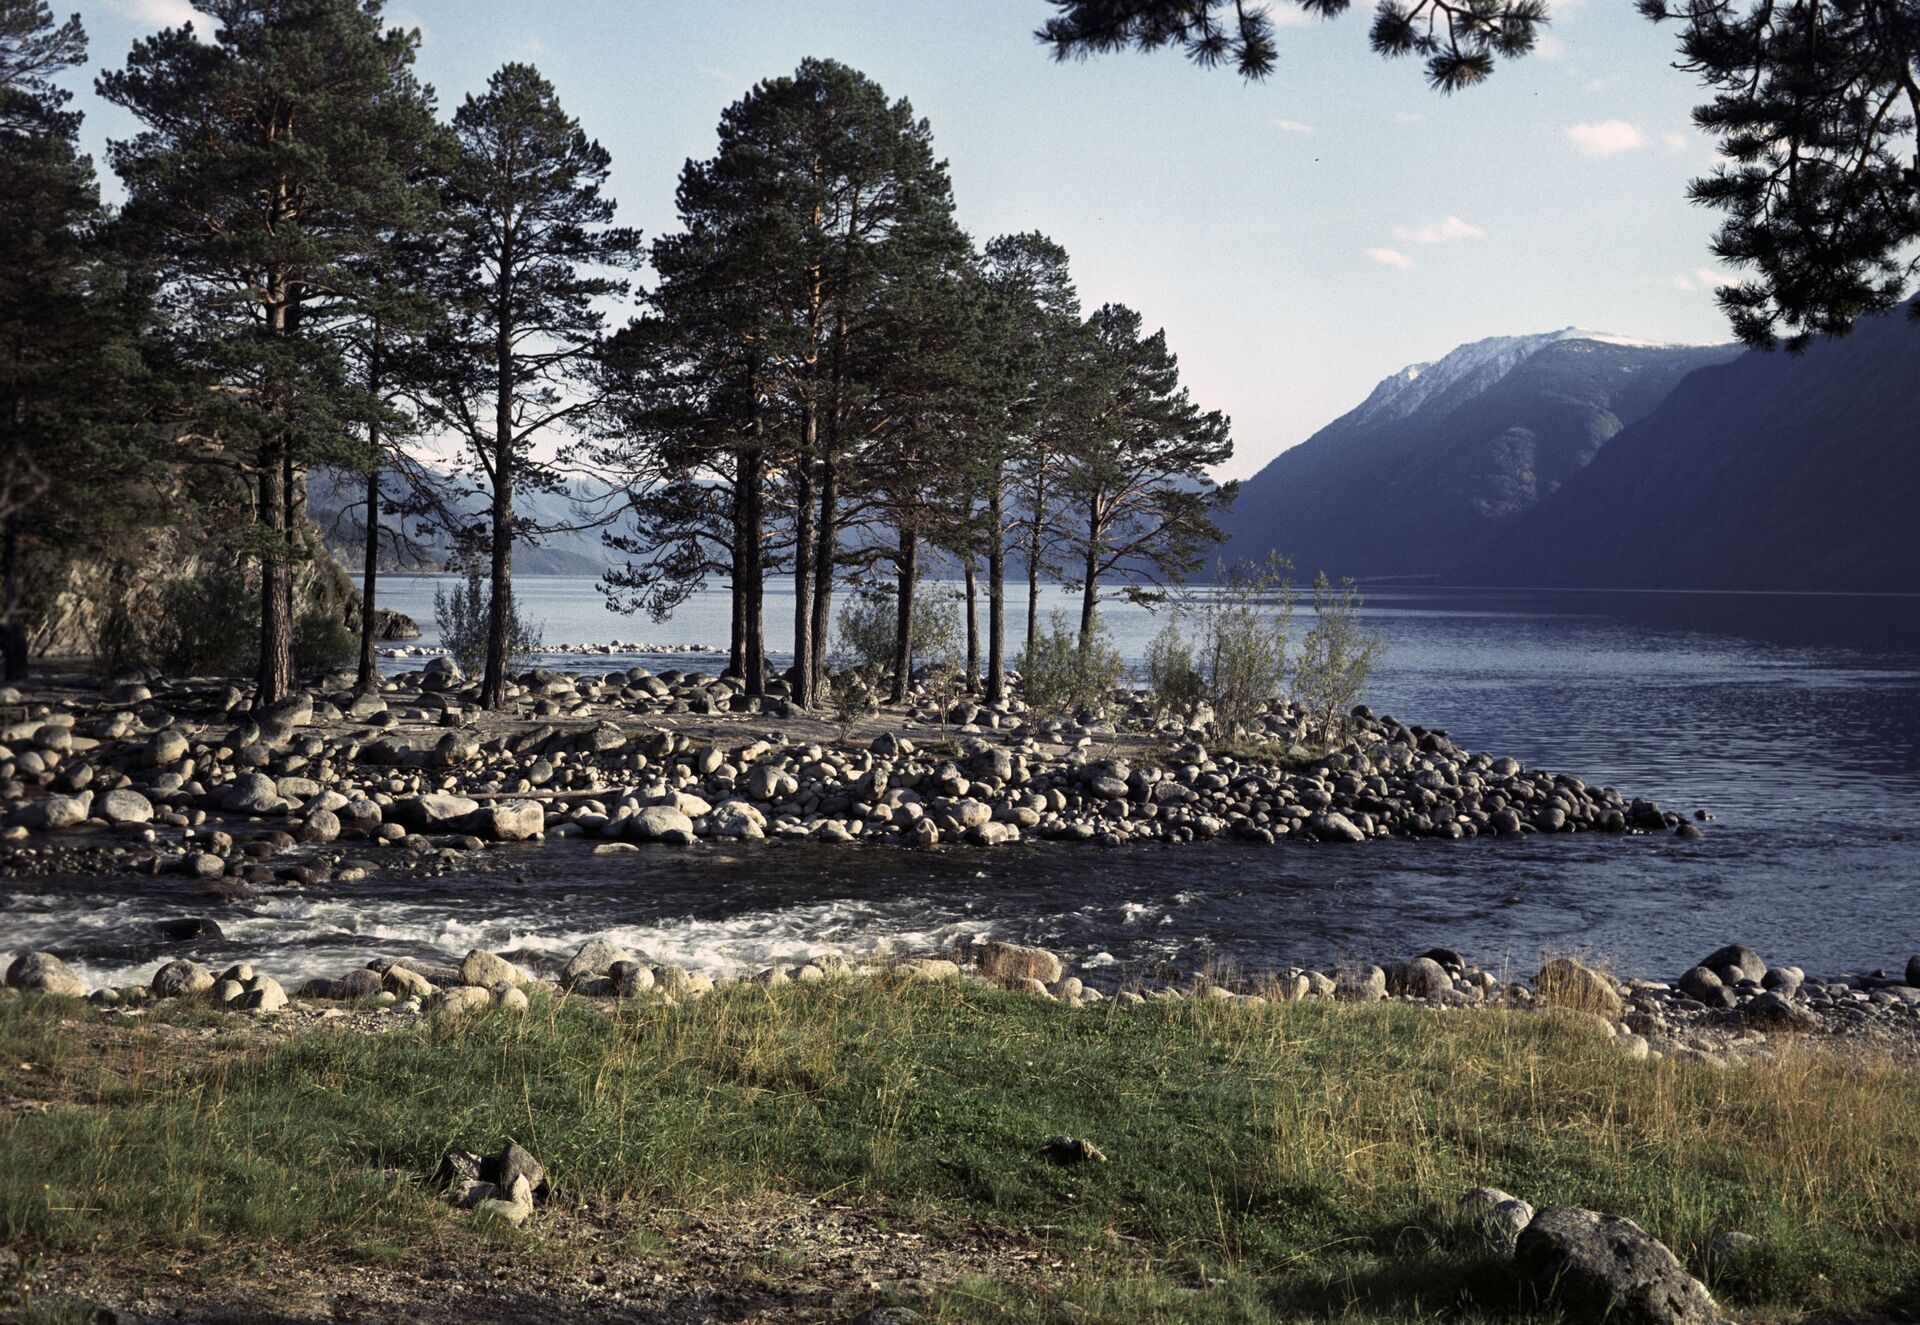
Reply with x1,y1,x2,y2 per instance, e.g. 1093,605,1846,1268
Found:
981,232,1090,700
1061,302,1236,646
418,63,642,710
0,1,143,680
100,0,440,703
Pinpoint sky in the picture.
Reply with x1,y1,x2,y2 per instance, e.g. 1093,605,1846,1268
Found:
64,0,1741,480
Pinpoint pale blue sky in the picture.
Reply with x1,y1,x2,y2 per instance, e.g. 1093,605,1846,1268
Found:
68,0,1738,478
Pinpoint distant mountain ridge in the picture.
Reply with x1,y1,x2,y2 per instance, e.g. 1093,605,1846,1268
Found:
1219,329,1743,579
307,467,618,578
1466,304,1920,592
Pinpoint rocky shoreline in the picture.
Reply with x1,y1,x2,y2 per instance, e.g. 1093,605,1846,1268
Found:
1,657,1711,887
9,929,1920,1066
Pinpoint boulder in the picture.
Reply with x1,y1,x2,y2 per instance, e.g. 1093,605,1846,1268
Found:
628,805,695,846
1741,991,1816,1032
459,949,522,989
238,975,287,1013
1535,957,1623,1019
706,800,766,840
145,730,189,767
609,960,655,997
224,772,283,815
12,792,91,830
1699,944,1766,985
97,789,155,825
404,793,481,831
1334,964,1387,1003
975,940,1063,986
471,799,544,842
561,938,632,986
1307,811,1367,843
429,985,493,1016
5,951,87,998
1388,956,1452,998
299,808,341,844
1514,1207,1718,1325
1460,1187,1534,1250
1677,966,1723,1002
151,959,214,999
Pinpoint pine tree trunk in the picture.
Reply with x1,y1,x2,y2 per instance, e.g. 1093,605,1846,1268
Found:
357,462,380,692
356,325,383,693
986,475,1005,703
810,456,836,697
1079,537,1099,651
481,319,514,710
1,518,25,683
963,558,979,695
727,481,746,681
791,454,815,708
257,443,293,706
741,443,766,696
1025,519,1042,658
890,527,917,703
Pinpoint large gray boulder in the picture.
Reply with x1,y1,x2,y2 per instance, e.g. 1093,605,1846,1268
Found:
403,793,481,831
11,791,92,830
5,951,87,998
1535,957,1623,1019
975,941,1062,986
1308,811,1366,843
151,959,214,999
627,805,694,845
1334,964,1387,1003
1699,944,1766,985
561,938,632,986
1514,1207,1718,1325
470,800,544,842
224,772,283,815
97,788,156,825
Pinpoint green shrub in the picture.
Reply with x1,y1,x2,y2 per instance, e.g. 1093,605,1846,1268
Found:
834,583,962,690
147,561,258,677
1292,572,1384,745
1144,619,1204,716
1018,610,1124,720
293,602,357,675
433,571,541,677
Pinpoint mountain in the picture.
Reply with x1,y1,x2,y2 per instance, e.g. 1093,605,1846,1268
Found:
1218,330,1743,579
307,467,618,578
1466,305,1920,592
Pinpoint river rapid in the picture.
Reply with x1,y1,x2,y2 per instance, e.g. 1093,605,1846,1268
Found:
7,582,1919,989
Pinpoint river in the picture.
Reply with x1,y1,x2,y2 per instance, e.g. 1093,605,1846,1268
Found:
7,579,1919,989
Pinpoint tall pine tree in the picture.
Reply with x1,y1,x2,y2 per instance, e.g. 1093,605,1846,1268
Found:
100,0,439,704
419,63,642,710
1063,302,1235,645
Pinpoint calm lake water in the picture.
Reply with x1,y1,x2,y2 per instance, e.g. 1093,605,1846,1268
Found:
8,579,1920,989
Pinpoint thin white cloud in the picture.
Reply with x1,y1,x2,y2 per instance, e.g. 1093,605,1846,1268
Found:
1394,112,1423,125
1583,77,1610,92
1662,130,1690,152
1270,118,1316,135
1394,215,1487,244
104,0,202,29
1673,266,1738,291
1366,247,1416,270
1566,120,1644,157
1534,33,1566,59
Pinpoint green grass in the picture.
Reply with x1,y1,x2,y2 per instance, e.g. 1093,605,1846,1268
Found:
2,983,1917,1320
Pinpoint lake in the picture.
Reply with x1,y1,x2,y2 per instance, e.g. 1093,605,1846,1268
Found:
9,578,1920,989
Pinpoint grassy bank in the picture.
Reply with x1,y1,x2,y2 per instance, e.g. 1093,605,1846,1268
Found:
2,982,1917,1321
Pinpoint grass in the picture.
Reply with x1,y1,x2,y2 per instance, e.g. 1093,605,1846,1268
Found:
1150,737,1326,771
2,982,1918,1320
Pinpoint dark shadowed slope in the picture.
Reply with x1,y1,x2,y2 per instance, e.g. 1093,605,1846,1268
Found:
1467,307,1920,592
1219,332,1741,579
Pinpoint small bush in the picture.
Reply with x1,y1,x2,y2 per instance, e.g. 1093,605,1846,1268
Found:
293,603,356,675
835,583,962,694
433,570,541,677
1019,611,1124,720
1144,619,1205,717
141,562,257,677
1292,573,1384,746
